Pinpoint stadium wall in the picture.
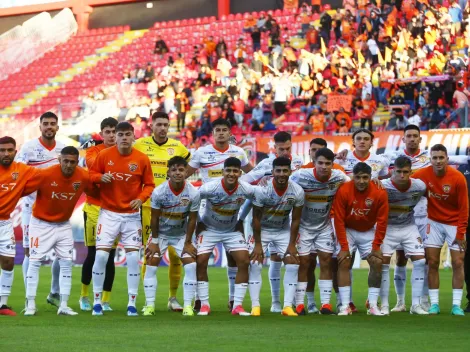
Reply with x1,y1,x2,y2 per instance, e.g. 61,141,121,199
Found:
0,10,61,35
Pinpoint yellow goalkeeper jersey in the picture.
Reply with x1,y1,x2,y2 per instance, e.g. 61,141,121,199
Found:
134,136,190,207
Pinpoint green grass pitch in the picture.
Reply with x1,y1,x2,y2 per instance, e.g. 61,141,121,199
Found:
1,267,468,352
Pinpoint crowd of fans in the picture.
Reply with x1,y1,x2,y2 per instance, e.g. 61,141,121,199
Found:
113,1,470,146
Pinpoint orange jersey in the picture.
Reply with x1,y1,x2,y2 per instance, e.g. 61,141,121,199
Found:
301,162,345,171
412,166,469,239
32,165,90,223
85,143,107,206
333,181,389,251
89,146,155,213
0,162,40,220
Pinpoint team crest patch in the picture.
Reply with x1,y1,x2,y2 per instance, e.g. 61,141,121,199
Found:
417,237,423,244
167,148,175,156
365,198,373,207
371,164,379,171
236,197,245,205
411,192,420,202
419,155,427,163
128,163,138,172
180,197,190,206
328,182,337,190
11,172,19,180
287,197,295,205
72,182,81,191
442,185,451,193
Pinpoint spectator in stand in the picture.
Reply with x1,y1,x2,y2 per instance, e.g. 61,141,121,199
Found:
143,62,155,83
269,50,283,73
217,53,232,88
290,69,302,98
324,112,338,135
243,14,257,33
273,71,291,117
154,35,169,57
120,71,131,85
407,109,422,127
389,90,406,117
175,90,189,131
204,36,217,66
306,25,319,51
250,51,264,76
336,107,352,132
216,38,228,60
453,81,469,126
147,78,158,99
257,13,267,31
249,99,264,126
233,94,246,128
251,27,262,52
234,43,247,64
361,93,376,131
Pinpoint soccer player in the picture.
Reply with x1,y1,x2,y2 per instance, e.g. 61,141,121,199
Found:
302,138,345,171
412,144,468,315
247,157,304,316
0,136,41,316
457,157,470,312
23,146,91,316
90,122,155,316
291,148,349,315
240,131,303,313
380,156,428,315
333,162,389,316
16,111,66,307
134,111,190,311
143,156,200,316
187,118,253,311
196,157,255,316
80,117,118,312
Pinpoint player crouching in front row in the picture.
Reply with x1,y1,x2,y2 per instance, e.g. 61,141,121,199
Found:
143,156,200,316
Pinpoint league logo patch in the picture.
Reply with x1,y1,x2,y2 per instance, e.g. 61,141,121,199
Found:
328,182,337,190
411,192,420,202
72,182,81,191
167,148,175,156
442,184,451,193
180,197,190,206
365,198,373,207
11,172,19,181
128,163,138,172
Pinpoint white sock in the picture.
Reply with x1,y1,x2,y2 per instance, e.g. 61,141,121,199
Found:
394,266,407,303
368,287,380,307
349,269,353,302
421,264,429,302
452,289,463,307
411,259,425,306
338,286,350,308
306,291,316,307
233,283,248,307
143,265,158,306
58,259,72,308
0,269,14,306
269,261,282,304
318,280,332,305
183,262,197,307
248,262,262,308
126,251,140,307
227,267,237,301
197,281,209,306
283,264,298,308
92,250,110,305
50,257,60,294
429,289,439,305
295,281,307,306
22,255,29,289
380,264,390,307
26,260,41,306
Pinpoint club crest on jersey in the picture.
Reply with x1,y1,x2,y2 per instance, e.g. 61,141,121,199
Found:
371,164,379,171
365,198,373,207
128,163,138,172
286,197,295,205
411,192,420,202
108,160,114,166
418,155,427,163
236,197,245,204
51,182,58,187
442,184,451,193
180,197,190,206
11,172,19,181
328,182,337,190
167,148,175,156
72,182,81,191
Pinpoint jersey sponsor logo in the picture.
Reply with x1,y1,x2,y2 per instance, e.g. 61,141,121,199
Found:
0,183,16,191
351,207,371,216
212,207,238,216
52,192,76,200
305,195,333,202
108,160,114,166
286,196,296,205
108,171,132,181
72,182,81,191
265,209,290,216
167,148,175,156
11,172,19,181
161,211,185,220
153,173,166,179
428,190,449,200
365,198,373,207
328,182,338,190
208,169,223,177
128,163,138,172
389,205,412,212
151,160,167,166
442,184,451,193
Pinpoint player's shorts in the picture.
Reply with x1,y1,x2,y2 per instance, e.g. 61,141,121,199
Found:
424,219,461,251
96,209,142,250
335,228,375,259
248,230,289,258
141,206,152,247
147,235,191,259
22,203,33,248
0,220,15,258
29,217,73,261
83,203,118,248
297,224,335,256
197,230,247,255
382,224,424,257
395,217,428,251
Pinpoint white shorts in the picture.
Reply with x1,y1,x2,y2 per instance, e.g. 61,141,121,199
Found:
96,209,142,250
22,205,32,248
382,224,424,257
0,220,15,258
338,228,375,260
197,230,247,255
297,224,335,256
248,230,289,258
396,216,427,251
424,219,461,251
147,235,191,259
29,217,73,261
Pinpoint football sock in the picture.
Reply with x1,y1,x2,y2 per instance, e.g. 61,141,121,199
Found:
51,257,60,295
233,283,248,307
349,269,353,302
283,264,298,308
0,269,14,306
295,281,307,306
22,255,29,288
411,259,425,306
421,264,429,302
126,251,140,307
143,265,158,306
318,280,333,305
452,289,463,307
183,262,197,307
248,262,262,307
368,287,380,308
26,260,41,304
380,264,390,307
102,291,111,303
103,248,116,293
269,260,282,304
429,289,439,305
306,291,316,307
81,284,89,298
394,265,407,303
197,281,210,306
339,286,350,308
59,259,72,307
227,266,237,301
81,246,95,289
92,250,109,304
168,246,182,298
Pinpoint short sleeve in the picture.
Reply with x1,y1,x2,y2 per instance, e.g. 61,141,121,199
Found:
190,189,201,212
188,148,201,169
150,189,161,209
294,186,305,207
15,143,30,164
177,142,191,160
239,148,249,167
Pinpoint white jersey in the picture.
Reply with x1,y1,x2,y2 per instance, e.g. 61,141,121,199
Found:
150,181,200,237
291,168,349,232
382,178,426,227
200,180,255,233
189,144,249,184
336,150,390,179
241,154,304,184
253,179,304,232
15,138,66,207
